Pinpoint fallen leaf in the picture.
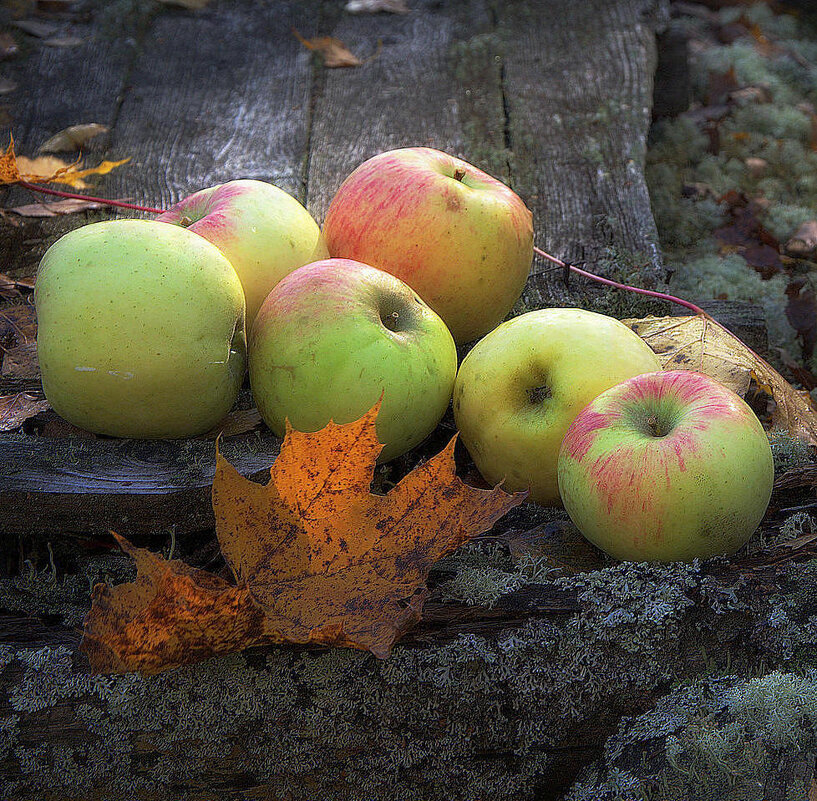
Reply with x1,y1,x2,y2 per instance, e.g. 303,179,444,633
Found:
345,0,408,12
0,392,49,431
39,123,108,153
505,521,606,576
0,304,38,380
156,0,213,8
292,28,362,68
624,314,817,446
43,36,84,47
785,277,817,361
0,273,34,301
0,136,129,189
81,403,524,674
0,33,19,59
6,197,104,216
784,220,817,259
201,407,263,439
13,19,59,38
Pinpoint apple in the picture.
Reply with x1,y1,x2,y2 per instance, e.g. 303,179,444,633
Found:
35,219,246,438
557,370,775,562
322,147,533,344
158,179,328,330
452,308,662,505
248,258,457,462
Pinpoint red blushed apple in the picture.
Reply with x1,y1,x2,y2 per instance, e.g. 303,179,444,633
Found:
158,179,327,330
322,147,533,344
557,370,775,562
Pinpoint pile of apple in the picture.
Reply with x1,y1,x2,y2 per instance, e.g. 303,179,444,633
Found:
34,147,774,562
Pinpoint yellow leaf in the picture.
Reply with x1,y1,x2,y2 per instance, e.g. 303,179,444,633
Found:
625,314,817,447
292,28,363,68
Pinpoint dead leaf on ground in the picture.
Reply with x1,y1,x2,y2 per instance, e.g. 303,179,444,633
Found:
7,197,104,216
201,407,263,439
43,35,84,47
0,304,38,380
156,0,213,8
345,0,408,13
624,314,817,447
0,273,34,301
0,33,19,59
81,403,525,674
0,392,49,431
292,28,363,68
505,521,606,576
784,220,817,259
39,123,108,153
13,19,59,38
0,137,129,189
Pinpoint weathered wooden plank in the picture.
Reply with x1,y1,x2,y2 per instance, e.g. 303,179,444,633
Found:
0,2,153,276
107,0,319,208
0,428,280,536
306,0,504,222
499,0,670,313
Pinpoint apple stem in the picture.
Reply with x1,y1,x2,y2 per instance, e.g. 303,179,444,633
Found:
647,414,665,437
533,246,707,317
453,168,467,182
18,181,165,215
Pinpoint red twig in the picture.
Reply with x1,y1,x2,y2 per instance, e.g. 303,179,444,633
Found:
534,245,707,317
18,181,165,215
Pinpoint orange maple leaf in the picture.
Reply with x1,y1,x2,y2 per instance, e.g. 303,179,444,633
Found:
81,403,525,675
0,135,129,189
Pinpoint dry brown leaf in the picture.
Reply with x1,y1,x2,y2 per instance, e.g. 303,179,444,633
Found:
0,137,129,189
785,220,817,259
624,314,817,446
292,28,363,68
345,0,408,13
0,273,34,301
201,407,263,439
156,0,212,8
81,403,524,674
0,392,49,431
39,124,108,152
8,197,104,216
0,304,38,380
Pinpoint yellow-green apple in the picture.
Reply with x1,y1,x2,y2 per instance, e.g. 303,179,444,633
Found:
322,147,533,344
452,308,662,504
557,370,774,561
248,258,457,461
35,219,246,438
158,179,328,329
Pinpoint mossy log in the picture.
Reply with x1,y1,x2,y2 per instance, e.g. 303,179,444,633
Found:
1,541,817,800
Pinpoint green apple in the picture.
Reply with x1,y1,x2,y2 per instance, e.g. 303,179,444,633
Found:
453,308,662,504
557,370,774,561
322,147,533,344
158,179,328,330
35,219,246,438
248,258,457,461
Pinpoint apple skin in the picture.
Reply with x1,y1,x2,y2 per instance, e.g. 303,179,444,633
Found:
248,258,457,462
35,219,246,438
158,179,328,330
452,308,662,505
557,370,774,562
322,147,533,344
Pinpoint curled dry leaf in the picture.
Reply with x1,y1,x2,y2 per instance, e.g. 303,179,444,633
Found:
0,304,39,380
624,314,817,447
201,407,262,439
0,392,49,431
39,123,108,152
345,0,408,13
81,403,524,674
7,197,105,217
785,220,817,259
292,28,363,68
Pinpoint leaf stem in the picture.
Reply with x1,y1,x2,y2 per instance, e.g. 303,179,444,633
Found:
533,245,707,316
18,181,165,215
